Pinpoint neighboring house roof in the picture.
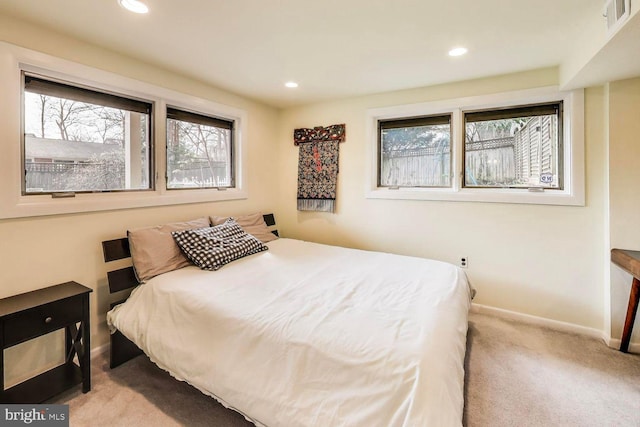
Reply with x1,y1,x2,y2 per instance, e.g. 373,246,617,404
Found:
25,135,122,161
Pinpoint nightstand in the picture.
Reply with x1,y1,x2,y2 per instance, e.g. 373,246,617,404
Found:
0,281,92,403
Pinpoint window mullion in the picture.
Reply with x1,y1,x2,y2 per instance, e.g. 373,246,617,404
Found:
452,108,463,192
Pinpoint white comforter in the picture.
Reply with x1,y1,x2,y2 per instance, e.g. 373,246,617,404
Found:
107,238,472,427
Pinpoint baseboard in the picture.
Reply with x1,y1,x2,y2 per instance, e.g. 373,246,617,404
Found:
91,342,109,359
470,303,640,352
603,336,640,353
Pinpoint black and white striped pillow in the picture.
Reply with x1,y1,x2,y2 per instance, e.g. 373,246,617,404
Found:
172,219,268,271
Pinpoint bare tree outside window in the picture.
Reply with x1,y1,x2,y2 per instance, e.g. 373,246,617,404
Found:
56,151,126,191
166,108,234,189
23,75,151,194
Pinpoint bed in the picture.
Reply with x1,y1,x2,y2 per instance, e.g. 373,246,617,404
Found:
104,214,473,426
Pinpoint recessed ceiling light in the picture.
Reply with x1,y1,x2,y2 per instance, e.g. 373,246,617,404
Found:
448,47,468,57
284,82,299,88
119,0,149,14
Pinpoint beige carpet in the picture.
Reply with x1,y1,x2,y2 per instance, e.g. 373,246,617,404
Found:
50,312,640,426
463,313,639,427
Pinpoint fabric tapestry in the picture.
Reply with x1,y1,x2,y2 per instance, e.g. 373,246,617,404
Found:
294,124,345,213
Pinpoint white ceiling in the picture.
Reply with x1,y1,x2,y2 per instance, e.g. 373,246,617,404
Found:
0,0,632,108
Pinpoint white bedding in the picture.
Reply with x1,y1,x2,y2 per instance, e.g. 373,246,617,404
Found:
107,238,472,427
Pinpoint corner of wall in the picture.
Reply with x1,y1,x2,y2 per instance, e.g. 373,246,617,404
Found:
603,82,612,339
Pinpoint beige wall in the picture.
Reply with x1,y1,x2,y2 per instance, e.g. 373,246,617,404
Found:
277,69,608,332
608,77,640,342
1,11,636,387
0,15,280,385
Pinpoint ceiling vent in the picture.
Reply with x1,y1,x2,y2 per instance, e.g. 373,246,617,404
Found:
604,0,630,35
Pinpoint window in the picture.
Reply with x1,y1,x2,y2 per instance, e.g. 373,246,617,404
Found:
378,115,451,188
366,87,584,206
0,43,249,219
463,102,562,189
23,74,152,194
166,107,234,189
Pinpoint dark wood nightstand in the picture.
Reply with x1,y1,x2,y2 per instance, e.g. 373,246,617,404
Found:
0,281,92,403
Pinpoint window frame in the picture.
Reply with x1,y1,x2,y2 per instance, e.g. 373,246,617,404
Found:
0,42,247,219
366,86,584,206
165,106,235,190
22,72,155,195
377,114,453,189
462,101,564,191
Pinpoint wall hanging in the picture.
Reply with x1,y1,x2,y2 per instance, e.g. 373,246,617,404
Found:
294,124,346,213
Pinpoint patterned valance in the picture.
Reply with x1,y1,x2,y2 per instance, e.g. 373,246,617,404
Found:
293,124,346,146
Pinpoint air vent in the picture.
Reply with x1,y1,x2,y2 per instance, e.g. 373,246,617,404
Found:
604,0,630,35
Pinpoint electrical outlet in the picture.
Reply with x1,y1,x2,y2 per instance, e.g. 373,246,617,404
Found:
460,257,468,269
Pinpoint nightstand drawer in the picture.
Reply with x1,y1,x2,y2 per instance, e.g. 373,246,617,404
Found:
3,295,84,347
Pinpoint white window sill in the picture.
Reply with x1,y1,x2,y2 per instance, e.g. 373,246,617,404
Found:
365,187,584,206
1,189,248,219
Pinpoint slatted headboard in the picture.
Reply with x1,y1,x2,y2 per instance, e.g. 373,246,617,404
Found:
101,213,277,368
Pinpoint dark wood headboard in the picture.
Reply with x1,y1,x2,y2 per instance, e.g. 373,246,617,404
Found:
101,213,278,295
102,213,277,368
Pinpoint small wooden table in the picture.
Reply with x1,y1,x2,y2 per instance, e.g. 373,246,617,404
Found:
611,249,640,353
0,281,92,403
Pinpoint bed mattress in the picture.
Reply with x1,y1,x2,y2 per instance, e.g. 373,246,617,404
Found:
107,238,472,426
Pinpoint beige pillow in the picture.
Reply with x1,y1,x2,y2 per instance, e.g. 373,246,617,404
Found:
210,212,278,243
128,217,210,282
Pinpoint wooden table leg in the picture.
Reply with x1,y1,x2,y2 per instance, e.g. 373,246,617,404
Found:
620,277,640,353
81,294,91,393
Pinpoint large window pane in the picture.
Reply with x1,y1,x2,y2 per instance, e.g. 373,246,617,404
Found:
23,75,152,194
166,107,234,189
379,115,451,187
464,102,562,189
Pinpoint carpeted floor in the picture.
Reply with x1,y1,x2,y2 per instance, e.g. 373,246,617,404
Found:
463,313,640,427
50,311,640,426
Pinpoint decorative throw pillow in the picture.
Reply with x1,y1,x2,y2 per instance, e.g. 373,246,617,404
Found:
210,212,278,243
127,217,210,283
172,219,269,271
